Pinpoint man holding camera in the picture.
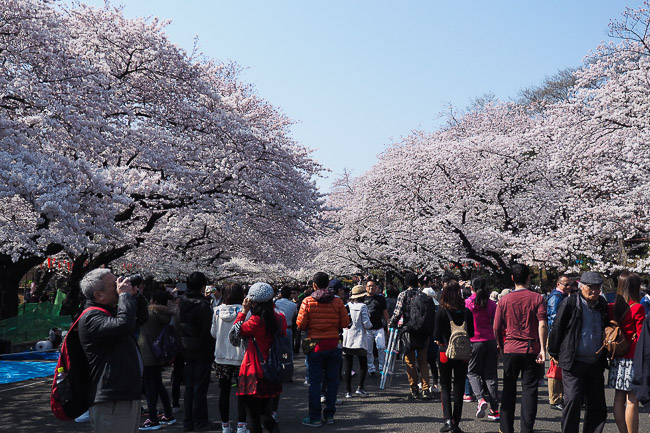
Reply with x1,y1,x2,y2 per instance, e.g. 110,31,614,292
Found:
78,268,148,433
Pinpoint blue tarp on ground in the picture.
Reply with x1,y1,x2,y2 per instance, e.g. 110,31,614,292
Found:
0,361,56,384
0,351,60,361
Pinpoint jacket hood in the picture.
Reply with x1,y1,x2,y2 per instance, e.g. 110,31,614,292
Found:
149,304,177,321
180,295,209,315
312,289,335,303
215,304,242,323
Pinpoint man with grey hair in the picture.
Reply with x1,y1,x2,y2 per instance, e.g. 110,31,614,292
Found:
78,268,146,433
548,271,609,433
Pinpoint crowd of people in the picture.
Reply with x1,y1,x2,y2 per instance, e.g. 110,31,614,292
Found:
73,264,650,433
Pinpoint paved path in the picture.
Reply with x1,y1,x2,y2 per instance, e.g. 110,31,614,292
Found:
2,354,648,432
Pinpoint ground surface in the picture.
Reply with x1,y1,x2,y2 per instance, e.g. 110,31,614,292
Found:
2,353,648,432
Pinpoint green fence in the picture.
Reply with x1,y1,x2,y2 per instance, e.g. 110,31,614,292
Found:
0,290,72,344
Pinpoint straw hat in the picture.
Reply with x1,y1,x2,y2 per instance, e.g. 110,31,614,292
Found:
349,285,366,299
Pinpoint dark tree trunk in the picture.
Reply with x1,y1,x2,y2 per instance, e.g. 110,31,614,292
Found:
0,255,51,319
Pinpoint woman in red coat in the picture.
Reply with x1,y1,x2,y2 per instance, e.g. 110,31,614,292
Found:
608,271,645,433
231,282,286,433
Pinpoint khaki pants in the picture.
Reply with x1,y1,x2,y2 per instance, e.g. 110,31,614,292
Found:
89,400,140,433
546,342,563,405
404,347,429,392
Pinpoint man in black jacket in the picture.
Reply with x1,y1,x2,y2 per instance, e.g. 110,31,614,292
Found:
78,268,146,433
548,271,608,433
179,271,216,432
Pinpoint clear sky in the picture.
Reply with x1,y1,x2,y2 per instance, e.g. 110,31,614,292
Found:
82,0,646,192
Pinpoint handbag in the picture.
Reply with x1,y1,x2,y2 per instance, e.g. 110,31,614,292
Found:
302,337,318,355
546,359,562,380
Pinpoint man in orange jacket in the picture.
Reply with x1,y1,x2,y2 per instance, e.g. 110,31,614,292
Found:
297,272,351,427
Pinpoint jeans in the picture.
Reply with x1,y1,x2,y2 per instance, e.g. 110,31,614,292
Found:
439,357,468,425
183,357,212,429
307,347,342,421
467,340,499,410
561,360,606,433
366,328,386,373
500,353,540,433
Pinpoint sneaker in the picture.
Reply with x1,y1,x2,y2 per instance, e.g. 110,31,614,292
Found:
139,419,161,431
409,389,421,399
74,411,90,423
323,415,335,425
303,379,310,386
550,403,564,411
421,389,433,400
345,392,352,398
222,423,232,433
462,394,475,402
487,410,500,421
476,399,488,419
301,417,322,427
159,415,177,425
271,411,278,421
355,387,369,397
235,424,247,433
320,394,326,403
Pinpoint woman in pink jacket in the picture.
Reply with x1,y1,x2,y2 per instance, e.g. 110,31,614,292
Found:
465,277,499,421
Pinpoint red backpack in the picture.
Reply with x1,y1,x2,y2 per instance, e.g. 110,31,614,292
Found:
51,306,109,421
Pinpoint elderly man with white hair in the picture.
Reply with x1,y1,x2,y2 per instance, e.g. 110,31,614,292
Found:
78,268,146,433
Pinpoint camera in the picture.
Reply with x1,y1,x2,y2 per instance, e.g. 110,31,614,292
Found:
128,274,143,287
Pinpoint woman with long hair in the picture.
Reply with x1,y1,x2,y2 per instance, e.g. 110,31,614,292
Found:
230,282,286,433
465,277,499,421
609,271,645,433
434,280,475,433
210,283,247,433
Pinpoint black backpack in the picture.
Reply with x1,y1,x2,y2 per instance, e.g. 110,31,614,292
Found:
405,290,436,335
151,321,178,365
253,330,294,384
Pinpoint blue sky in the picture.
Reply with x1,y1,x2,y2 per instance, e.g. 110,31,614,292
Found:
83,1,645,192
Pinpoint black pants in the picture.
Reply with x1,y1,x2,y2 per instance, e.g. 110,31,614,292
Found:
500,353,539,433
143,365,173,422
427,340,439,385
183,357,211,429
561,360,606,433
171,352,185,407
344,354,367,392
219,377,245,424
241,395,280,433
438,357,468,425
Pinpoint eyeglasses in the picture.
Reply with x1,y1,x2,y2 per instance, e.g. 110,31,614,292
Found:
558,282,570,287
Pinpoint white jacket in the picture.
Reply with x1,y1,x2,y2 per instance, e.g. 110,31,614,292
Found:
342,302,372,350
210,304,245,366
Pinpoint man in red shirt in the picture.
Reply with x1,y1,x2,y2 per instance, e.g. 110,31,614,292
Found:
493,264,548,433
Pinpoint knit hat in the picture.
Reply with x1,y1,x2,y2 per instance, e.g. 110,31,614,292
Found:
247,282,274,302
349,285,366,299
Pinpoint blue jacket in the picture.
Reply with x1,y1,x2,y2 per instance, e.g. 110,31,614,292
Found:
547,289,567,331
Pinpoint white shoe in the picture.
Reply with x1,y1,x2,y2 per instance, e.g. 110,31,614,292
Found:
222,423,232,433
320,394,326,403
236,424,248,433
74,411,90,423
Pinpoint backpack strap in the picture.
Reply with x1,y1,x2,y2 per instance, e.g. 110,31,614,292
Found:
445,309,467,333
70,306,111,331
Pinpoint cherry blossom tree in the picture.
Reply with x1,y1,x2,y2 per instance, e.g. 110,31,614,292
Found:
0,0,323,318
